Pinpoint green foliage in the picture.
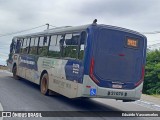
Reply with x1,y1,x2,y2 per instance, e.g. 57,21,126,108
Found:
143,49,160,95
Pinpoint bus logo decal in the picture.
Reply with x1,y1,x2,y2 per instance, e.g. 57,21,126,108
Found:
19,55,38,70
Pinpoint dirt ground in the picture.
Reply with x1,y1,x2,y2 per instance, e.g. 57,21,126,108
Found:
0,65,7,70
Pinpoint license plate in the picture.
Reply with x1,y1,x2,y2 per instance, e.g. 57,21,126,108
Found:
112,84,122,89
108,91,127,96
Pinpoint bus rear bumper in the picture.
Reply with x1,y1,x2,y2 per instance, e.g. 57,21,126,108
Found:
81,75,143,101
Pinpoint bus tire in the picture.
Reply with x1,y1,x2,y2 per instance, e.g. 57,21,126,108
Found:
40,73,49,95
13,65,19,80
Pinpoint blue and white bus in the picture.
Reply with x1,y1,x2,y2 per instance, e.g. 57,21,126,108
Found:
7,21,147,102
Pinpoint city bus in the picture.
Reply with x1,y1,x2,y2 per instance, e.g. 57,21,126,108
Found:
7,21,147,102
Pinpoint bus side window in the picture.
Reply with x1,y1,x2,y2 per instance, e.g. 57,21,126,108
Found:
9,38,16,61
79,31,87,60
38,36,49,56
10,38,16,54
20,39,24,53
22,38,30,54
63,33,79,59
15,39,22,53
48,35,61,58
56,35,64,58
29,37,38,55
27,38,31,54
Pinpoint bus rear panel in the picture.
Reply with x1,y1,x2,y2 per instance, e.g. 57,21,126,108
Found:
82,25,147,101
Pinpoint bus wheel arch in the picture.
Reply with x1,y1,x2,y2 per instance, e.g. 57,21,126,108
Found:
40,70,49,95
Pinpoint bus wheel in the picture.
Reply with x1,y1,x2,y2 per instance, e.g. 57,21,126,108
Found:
13,66,19,80
40,73,49,95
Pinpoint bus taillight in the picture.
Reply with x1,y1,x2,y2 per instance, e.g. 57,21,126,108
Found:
135,66,145,87
89,58,100,84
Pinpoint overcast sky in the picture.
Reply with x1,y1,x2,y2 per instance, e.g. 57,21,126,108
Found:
0,0,160,65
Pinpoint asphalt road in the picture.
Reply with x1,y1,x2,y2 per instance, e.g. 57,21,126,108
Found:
0,70,159,120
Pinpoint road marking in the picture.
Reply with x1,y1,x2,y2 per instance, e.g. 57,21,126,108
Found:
134,100,160,111
0,103,3,120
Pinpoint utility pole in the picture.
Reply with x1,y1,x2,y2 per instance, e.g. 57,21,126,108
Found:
46,23,49,29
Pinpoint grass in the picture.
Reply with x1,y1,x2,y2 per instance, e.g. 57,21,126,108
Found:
151,94,160,98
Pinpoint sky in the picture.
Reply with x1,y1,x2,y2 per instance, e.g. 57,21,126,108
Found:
0,0,160,65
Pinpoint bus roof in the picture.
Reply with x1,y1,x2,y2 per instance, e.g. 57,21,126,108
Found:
13,24,146,39
13,24,90,39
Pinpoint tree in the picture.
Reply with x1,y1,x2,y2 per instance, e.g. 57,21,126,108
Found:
143,49,160,95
